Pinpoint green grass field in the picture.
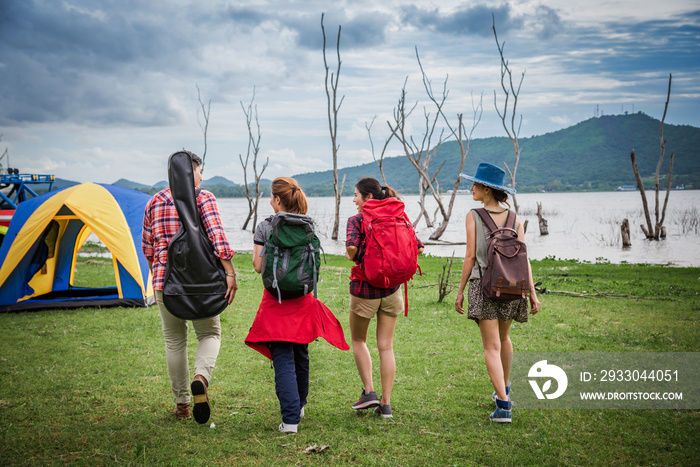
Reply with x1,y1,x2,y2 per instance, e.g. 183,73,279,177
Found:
1,254,698,466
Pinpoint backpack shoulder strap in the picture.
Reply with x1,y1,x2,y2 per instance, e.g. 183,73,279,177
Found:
474,208,498,233
506,210,517,231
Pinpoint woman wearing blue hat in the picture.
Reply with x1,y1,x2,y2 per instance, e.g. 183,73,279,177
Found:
454,162,540,423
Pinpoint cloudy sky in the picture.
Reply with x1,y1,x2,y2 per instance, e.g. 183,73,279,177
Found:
1,0,698,186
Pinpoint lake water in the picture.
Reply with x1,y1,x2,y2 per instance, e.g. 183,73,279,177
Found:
218,190,700,267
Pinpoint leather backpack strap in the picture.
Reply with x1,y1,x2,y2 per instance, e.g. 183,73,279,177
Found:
506,210,517,232
474,208,498,234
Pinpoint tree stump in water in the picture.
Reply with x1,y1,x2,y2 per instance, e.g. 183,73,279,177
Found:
621,218,632,247
536,202,549,235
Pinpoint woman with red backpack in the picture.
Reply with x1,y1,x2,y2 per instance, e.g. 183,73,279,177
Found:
345,177,424,418
454,163,540,423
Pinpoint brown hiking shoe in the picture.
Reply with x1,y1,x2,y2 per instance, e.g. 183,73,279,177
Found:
173,403,191,419
191,374,210,424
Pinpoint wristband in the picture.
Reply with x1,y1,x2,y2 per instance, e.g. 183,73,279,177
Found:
226,273,236,277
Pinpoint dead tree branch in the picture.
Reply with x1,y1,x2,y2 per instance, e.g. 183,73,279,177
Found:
196,84,211,168
631,150,654,237
389,48,482,240
239,89,269,231
437,252,456,302
492,14,525,213
365,116,392,185
657,74,674,236
322,13,345,240
630,74,674,240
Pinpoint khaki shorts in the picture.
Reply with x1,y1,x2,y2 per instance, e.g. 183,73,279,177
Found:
350,289,404,319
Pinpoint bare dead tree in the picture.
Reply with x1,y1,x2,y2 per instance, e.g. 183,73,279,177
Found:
390,48,483,240
196,84,211,168
321,13,345,240
621,218,631,247
364,116,392,185
654,74,675,238
492,14,525,213
630,74,675,240
437,252,456,302
239,89,269,231
536,202,548,235
390,77,441,228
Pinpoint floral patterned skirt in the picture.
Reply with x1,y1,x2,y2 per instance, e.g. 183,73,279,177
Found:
467,279,529,324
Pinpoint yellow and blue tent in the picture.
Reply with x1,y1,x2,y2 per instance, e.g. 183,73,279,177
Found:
0,183,154,312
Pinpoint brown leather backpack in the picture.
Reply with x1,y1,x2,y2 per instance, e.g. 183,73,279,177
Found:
475,208,530,301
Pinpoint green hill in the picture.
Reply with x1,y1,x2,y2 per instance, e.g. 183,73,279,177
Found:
113,178,153,190
292,113,700,195
201,176,238,188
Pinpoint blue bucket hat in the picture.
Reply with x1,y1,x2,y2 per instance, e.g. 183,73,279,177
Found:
459,162,516,195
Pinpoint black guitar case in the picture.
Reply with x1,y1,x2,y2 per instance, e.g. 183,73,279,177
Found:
162,151,228,320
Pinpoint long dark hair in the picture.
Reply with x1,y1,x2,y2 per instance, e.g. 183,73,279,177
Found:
355,177,399,201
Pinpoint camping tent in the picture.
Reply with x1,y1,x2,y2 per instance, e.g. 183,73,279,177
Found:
0,183,154,312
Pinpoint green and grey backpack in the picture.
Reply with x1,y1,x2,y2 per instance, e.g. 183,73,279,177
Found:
261,212,323,302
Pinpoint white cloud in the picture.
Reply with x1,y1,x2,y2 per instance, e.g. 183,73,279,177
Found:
0,0,697,185
549,115,571,127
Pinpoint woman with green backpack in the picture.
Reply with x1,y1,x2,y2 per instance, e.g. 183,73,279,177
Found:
245,177,349,434
454,163,540,423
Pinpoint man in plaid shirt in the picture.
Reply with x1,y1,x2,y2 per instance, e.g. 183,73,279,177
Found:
142,150,237,424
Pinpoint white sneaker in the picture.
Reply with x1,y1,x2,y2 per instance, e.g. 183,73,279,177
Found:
300,406,305,418
278,423,298,433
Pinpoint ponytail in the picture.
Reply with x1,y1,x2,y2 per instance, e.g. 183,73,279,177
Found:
492,188,511,209
356,177,400,201
271,177,308,214
381,185,399,200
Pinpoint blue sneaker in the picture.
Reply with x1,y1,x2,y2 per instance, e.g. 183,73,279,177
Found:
492,383,511,403
490,398,512,423
352,389,380,410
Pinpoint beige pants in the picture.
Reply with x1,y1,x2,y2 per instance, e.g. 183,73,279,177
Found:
155,290,221,405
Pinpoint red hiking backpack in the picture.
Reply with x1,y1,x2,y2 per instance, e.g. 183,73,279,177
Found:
357,198,420,315
474,208,530,301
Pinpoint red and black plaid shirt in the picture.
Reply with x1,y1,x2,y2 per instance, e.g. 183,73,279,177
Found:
142,187,234,290
346,212,424,299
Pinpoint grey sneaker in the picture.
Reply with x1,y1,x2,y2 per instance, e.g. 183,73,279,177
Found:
374,403,392,418
352,389,380,410
278,422,298,433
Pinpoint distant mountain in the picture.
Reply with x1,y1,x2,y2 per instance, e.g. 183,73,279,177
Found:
113,178,153,190
108,175,252,197
292,113,700,195
52,178,80,189
102,113,698,197
28,177,79,195
201,176,238,188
